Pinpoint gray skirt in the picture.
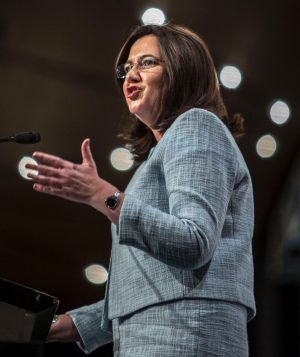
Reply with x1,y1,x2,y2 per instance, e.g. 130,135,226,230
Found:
112,299,249,357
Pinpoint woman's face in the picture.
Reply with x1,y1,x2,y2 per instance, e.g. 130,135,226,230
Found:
122,35,164,129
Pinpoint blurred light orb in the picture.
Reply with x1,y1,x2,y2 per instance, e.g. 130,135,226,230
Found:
269,100,290,125
18,156,38,180
256,134,277,158
110,147,134,171
219,65,242,89
84,264,108,285
142,8,166,25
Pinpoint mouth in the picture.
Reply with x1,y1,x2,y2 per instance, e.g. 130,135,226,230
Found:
126,86,142,100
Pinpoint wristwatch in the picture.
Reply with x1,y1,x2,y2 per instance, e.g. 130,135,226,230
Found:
105,191,121,210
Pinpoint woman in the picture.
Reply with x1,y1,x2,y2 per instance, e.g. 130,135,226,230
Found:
27,24,255,356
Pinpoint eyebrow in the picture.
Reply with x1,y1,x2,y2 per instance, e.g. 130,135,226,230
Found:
125,54,160,64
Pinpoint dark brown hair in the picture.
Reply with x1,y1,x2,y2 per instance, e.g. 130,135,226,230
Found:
116,23,245,162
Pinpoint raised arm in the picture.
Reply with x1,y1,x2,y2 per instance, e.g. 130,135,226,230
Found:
27,138,124,224
118,109,238,269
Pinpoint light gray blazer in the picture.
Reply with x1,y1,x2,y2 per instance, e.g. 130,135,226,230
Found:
68,108,255,354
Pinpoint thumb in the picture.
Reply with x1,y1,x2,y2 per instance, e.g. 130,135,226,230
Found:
81,138,95,166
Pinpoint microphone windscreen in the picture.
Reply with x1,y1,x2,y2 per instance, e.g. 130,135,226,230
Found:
14,132,41,144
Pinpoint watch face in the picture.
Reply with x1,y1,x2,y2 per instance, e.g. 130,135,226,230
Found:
106,196,117,209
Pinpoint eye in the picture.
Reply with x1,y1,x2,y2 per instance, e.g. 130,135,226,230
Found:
123,63,132,73
141,57,157,68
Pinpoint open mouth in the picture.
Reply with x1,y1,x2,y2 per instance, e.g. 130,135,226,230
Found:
127,86,142,99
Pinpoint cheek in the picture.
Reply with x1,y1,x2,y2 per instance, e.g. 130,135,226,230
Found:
122,82,127,98
148,82,162,104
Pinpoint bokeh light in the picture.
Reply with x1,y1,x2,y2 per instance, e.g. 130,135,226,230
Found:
110,147,134,171
18,156,38,180
256,134,277,158
219,65,242,89
141,8,166,25
84,264,108,285
269,100,290,125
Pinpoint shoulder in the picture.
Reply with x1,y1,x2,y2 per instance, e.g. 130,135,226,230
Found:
163,108,236,150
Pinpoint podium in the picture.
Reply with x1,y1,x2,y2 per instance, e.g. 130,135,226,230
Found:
0,277,59,356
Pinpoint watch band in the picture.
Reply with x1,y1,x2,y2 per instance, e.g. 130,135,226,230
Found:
105,191,121,210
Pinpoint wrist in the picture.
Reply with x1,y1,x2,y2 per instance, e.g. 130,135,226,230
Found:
89,181,123,224
105,191,121,210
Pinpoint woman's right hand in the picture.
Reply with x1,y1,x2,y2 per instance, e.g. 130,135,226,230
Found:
47,314,81,343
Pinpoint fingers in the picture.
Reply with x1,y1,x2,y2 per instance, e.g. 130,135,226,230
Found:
27,172,63,188
32,182,88,203
26,152,78,180
81,138,95,166
25,141,100,205
47,314,81,343
26,163,61,178
27,165,83,190
32,183,62,197
32,152,74,170
29,139,94,170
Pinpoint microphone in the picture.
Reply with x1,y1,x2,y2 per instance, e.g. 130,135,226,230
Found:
0,132,41,144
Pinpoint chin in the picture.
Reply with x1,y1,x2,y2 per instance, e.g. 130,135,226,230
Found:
127,101,141,114
127,104,156,127
128,105,145,120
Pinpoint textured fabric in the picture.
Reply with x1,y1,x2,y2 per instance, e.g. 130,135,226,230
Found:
68,108,255,354
108,108,255,320
112,299,249,357
67,300,112,354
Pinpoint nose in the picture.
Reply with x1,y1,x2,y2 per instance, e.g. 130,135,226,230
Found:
125,65,141,82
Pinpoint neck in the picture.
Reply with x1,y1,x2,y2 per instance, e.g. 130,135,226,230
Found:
152,129,162,142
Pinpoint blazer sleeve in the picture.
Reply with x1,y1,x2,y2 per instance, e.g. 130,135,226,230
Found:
118,109,238,270
67,300,112,354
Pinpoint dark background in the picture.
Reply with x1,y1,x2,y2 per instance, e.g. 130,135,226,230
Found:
0,1,299,356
